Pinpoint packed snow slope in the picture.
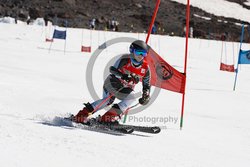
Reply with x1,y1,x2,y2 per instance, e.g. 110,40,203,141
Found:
0,23,250,167
171,0,250,23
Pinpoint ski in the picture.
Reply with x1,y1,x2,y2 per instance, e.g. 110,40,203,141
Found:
86,118,161,134
63,115,160,134
64,116,134,135
114,124,161,134
87,119,134,134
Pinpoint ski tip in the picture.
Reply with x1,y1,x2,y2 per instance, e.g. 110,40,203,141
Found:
152,127,161,134
121,128,134,134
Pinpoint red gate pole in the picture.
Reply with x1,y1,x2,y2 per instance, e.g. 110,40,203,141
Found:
180,0,190,129
145,0,161,44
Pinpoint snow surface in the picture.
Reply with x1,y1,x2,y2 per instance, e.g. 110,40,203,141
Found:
244,0,250,6
170,0,250,24
193,14,211,21
1,21,250,167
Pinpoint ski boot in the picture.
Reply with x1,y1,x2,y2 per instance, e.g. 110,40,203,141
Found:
99,104,122,125
73,102,94,123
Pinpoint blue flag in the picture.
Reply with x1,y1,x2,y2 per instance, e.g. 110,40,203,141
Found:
53,29,67,40
238,50,250,64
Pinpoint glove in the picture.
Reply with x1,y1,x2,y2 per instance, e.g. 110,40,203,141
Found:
121,74,130,82
139,90,150,105
121,73,139,84
130,73,139,84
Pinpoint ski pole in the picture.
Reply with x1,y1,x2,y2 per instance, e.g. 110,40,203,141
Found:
90,86,125,114
122,103,140,123
90,94,113,114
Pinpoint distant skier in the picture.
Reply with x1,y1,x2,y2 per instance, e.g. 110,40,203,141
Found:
89,18,96,30
73,40,151,123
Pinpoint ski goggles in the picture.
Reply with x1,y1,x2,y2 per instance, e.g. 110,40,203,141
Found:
134,49,147,57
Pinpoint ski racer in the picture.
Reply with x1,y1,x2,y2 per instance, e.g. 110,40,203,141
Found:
73,40,151,123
